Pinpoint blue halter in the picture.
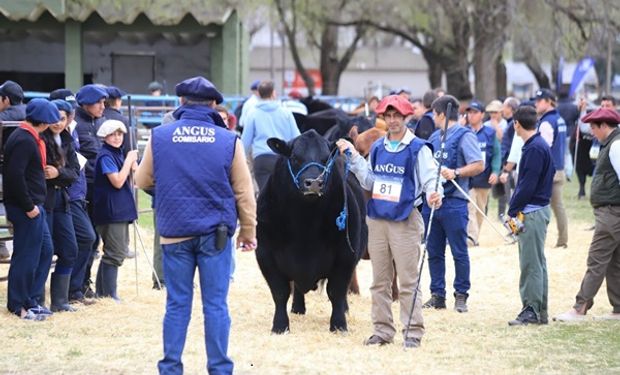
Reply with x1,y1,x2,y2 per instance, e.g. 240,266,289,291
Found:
287,148,339,191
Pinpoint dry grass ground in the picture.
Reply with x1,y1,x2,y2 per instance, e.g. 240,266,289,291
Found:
1,181,619,374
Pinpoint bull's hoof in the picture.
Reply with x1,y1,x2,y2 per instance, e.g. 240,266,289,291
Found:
329,324,348,333
271,326,290,335
291,306,306,315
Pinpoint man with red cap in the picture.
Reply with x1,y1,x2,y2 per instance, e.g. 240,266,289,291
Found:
555,107,620,322
337,95,443,348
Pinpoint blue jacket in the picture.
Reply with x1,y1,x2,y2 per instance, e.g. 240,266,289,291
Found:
501,118,515,164
0,104,26,121
241,100,300,158
428,125,474,200
469,124,497,189
92,143,137,225
67,125,88,201
74,107,105,184
152,104,238,237
368,137,427,221
508,133,555,216
537,109,566,171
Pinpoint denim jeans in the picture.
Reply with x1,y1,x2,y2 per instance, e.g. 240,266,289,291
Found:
6,204,53,313
423,198,471,297
158,233,233,375
45,191,78,273
69,200,96,296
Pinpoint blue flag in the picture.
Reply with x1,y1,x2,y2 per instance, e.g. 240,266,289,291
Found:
569,57,595,97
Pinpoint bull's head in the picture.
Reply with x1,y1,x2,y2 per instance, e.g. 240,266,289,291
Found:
268,130,337,197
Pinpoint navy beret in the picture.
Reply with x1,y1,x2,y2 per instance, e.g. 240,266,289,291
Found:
148,81,163,92
534,88,556,102
0,80,24,100
106,86,127,99
175,76,223,104
49,88,77,106
26,98,61,124
51,99,73,114
250,79,261,91
466,100,485,112
76,84,108,105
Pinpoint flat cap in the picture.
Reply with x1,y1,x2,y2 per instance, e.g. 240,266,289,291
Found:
0,80,24,100
485,100,503,112
376,95,414,116
26,98,60,124
97,119,127,138
581,108,620,125
534,88,556,102
105,86,127,99
76,84,108,105
175,76,223,104
466,100,485,112
51,99,73,114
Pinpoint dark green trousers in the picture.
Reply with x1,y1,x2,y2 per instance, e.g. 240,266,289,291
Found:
152,208,165,286
518,207,551,320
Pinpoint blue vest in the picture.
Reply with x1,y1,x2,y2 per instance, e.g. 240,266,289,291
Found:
152,112,238,238
469,124,496,188
538,109,566,170
367,137,427,221
428,125,471,200
92,143,138,225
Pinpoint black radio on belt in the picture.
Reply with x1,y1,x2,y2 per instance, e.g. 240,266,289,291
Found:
216,223,228,250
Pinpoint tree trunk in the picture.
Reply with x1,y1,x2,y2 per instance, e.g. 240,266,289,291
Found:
424,50,444,90
319,24,340,95
474,46,498,102
496,56,507,98
444,58,473,100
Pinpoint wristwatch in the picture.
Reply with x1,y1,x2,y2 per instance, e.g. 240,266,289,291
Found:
454,168,461,178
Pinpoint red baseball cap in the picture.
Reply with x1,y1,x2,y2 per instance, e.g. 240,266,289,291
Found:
375,95,414,116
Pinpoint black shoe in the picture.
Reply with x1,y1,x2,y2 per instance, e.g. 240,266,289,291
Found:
364,335,391,346
403,337,421,348
422,294,446,309
152,282,166,290
454,292,468,313
508,306,541,326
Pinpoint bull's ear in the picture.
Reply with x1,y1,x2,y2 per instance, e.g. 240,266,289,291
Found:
267,138,291,157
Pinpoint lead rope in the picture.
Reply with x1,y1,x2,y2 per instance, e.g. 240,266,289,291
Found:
335,150,356,254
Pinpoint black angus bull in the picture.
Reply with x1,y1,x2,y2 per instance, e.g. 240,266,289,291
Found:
256,130,368,333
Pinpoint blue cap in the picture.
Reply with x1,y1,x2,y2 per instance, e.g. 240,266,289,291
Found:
51,99,73,114
76,84,108,105
466,100,485,112
534,88,556,102
250,79,261,91
26,98,61,124
175,76,223,104
105,86,127,99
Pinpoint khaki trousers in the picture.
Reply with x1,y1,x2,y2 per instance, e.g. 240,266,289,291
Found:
551,171,568,246
367,209,425,341
466,187,491,243
575,205,620,313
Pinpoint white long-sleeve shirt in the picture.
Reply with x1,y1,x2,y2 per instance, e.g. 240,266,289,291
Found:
348,130,443,207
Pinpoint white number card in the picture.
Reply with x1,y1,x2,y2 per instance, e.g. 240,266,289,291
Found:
372,177,403,202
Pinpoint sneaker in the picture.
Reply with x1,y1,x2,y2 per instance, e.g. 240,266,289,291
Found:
403,337,421,348
553,308,587,322
20,310,46,321
508,306,541,326
83,286,96,299
467,235,479,247
554,243,568,249
0,242,9,260
363,335,391,346
454,293,468,313
28,305,53,316
125,250,136,259
422,294,446,309
594,312,620,321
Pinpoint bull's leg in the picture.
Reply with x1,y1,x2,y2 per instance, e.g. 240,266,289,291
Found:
348,268,360,295
261,268,291,334
326,273,350,332
291,284,306,315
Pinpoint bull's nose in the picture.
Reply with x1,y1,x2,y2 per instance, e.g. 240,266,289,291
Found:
303,178,324,193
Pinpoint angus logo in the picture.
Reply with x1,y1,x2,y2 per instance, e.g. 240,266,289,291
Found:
172,126,216,143
374,163,405,174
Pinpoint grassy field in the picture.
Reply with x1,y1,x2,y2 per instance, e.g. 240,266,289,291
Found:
1,177,618,374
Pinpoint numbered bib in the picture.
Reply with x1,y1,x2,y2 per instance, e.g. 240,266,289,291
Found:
372,177,403,202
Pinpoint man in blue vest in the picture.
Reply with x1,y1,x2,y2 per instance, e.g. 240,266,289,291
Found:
336,94,443,348
534,88,568,248
136,76,257,375
422,95,484,313
465,100,501,246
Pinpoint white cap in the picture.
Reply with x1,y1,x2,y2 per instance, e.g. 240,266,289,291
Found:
97,119,127,137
